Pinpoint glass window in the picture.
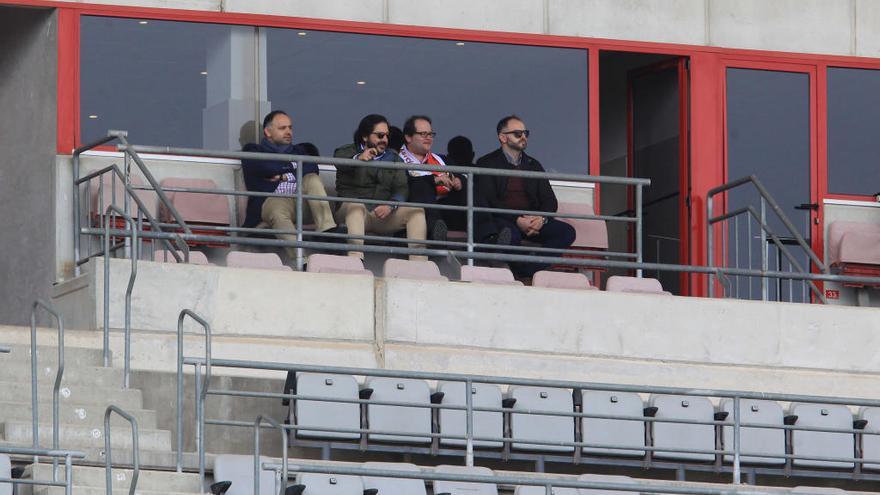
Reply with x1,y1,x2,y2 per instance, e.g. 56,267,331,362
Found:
80,16,248,148
264,29,589,174
827,67,880,196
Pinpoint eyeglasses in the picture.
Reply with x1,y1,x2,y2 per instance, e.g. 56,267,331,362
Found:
412,131,437,138
501,129,530,138
371,132,389,139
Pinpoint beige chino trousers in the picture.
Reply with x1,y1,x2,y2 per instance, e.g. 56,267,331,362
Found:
261,173,337,257
335,202,427,261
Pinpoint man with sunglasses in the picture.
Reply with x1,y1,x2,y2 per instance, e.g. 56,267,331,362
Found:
475,115,576,279
333,114,427,261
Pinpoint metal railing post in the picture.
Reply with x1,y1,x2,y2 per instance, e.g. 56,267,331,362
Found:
30,300,65,478
760,198,768,301
73,152,82,277
254,415,288,495
64,454,73,495
176,309,212,475
295,162,305,271
465,378,474,467
103,205,138,386
194,362,204,485
707,195,714,297
466,176,474,267
635,184,643,277
104,405,140,495
732,396,741,484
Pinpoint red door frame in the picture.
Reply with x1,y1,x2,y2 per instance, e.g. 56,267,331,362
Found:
625,57,690,294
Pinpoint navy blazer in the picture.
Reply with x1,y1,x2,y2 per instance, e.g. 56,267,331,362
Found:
241,141,318,228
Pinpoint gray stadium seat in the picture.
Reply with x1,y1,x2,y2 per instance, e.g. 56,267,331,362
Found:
294,373,360,440
649,394,715,461
364,377,432,444
507,386,575,452
361,462,426,495
514,485,579,495
432,465,498,495
720,398,785,465
0,453,10,495
581,390,645,456
294,473,364,495
859,407,880,470
212,454,277,495
577,474,639,495
437,381,503,448
789,403,854,469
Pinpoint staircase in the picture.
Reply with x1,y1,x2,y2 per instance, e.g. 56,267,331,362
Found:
0,345,206,494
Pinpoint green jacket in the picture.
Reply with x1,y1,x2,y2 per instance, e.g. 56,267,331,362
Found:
333,143,409,203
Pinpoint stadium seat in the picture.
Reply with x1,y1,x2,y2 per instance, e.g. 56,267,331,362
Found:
292,473,364,495
306,254,371,275
557,202,609,251
153,249,211,265
605,276,670,294
649,394,715,461
90,174,157,221
292,373,360,440
826,221,880,288
581,390,645,457
383,259,448,281
577,474,639,495
460,266,522,285
0,453,10,495
789,403,855,469
361,462,426,495
719,398,785,465
515,485,579,495
791,487,847,495
436,381,504,448
226,251,291,271
507,386,575,452
859,407,880,470
211,454,277,495
363,377,432,444
158,177,231,225
533,271,597,290
432,465,498,495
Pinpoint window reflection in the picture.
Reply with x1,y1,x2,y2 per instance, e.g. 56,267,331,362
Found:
827,67,880,196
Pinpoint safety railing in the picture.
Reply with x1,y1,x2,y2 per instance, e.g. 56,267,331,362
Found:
104,405,140,495
30,299,65,477
181,355,880,485
707,175,827,303
103,205,138,388
0,345,9,353
253,415,288,495
0,445,86,495
175,309,212,480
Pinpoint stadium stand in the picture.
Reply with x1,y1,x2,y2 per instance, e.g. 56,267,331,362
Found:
460,266,522,285
433,465,498,495
436,381,504,448
306,254,371,275
532,270,596,290
153,249,211,265
605,276,669,294
0,454,10,495
788,403,856,469
581,391,645,457
289,373,360,441
719,399,786,465
212,454,277,495
226,251,291,271
362,377,433,444
382,259,448,281
648,395,716,462
507,386,575,453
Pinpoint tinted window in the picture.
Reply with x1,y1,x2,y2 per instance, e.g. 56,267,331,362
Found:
265,29,589,174
827,67,880,196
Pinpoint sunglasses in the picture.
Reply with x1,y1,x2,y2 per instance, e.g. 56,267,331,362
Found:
501,129,530,138
371,132,390,139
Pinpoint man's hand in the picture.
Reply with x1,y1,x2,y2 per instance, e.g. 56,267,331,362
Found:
449,175,463,191
516,215,544,236
270,174,283,182
357,147,379,161
373,205,393,219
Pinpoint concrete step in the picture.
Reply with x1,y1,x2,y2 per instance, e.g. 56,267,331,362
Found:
0,402,158,429
0,381,143,410
30,463,203,492
1,445,207,471
2,421,172,451
1,345,108,367
4,365,127,389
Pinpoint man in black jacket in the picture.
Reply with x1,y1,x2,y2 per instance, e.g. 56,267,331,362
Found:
241,110,343,256
475,115,576,278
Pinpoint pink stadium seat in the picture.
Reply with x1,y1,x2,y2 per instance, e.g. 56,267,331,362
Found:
225,251,291,271
532,270,597,290
460,266,523,285
90,174,157,221
383,259,448,281
827,221,880,287
605,275,670,295
153,250,211,265
158,178,230,225
557,202,609,250
306,254,371,275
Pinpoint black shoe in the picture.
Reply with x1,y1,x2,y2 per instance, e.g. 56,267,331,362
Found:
432,219,448,242
322,225,348,243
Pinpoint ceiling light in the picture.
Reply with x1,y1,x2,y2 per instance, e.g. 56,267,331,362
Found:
356,81,366,85
88,115,98,119
456,42,465,46
200,71,208,75
297,32,307,36
138,20,149,25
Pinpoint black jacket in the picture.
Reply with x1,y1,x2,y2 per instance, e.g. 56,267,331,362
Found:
475,148,558,219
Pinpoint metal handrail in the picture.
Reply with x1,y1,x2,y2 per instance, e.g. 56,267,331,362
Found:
253,415,287,495
0,346,9,353
175,309,212,476
0,445,86,495
104,405,140,495
103,205,138,386
29,299,65,480
707,175,827,301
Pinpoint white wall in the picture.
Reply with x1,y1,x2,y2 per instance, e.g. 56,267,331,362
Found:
46,0,880,58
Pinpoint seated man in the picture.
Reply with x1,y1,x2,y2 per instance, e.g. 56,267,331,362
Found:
241,110,343,258
333,114,427,261
476,115,576,278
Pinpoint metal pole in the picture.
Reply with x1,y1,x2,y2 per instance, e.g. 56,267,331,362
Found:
734,216,739,297
123,151,132,258
73,153,82,277
195,363,205,486
176,327,184,473
760,198,768,301
732,396,741,484
466,176,474,267
747,219,753,300
124,222,138,389
295,163,304,271
707,195,714,297
64,454,73,495
465,378,474,467
103,214,112,367
635,184,643,277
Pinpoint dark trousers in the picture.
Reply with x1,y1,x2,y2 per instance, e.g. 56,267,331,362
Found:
408,175,492,235
492,216,576,277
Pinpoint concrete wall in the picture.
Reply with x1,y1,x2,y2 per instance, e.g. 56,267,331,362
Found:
0,7,58,325
44,0,880,58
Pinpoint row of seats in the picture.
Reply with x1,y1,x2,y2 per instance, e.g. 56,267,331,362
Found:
213,457,639,495
152,251,667,293
0,453,9,495
285,373,876,469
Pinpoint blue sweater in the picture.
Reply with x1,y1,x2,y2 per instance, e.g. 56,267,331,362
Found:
241,139,319,228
